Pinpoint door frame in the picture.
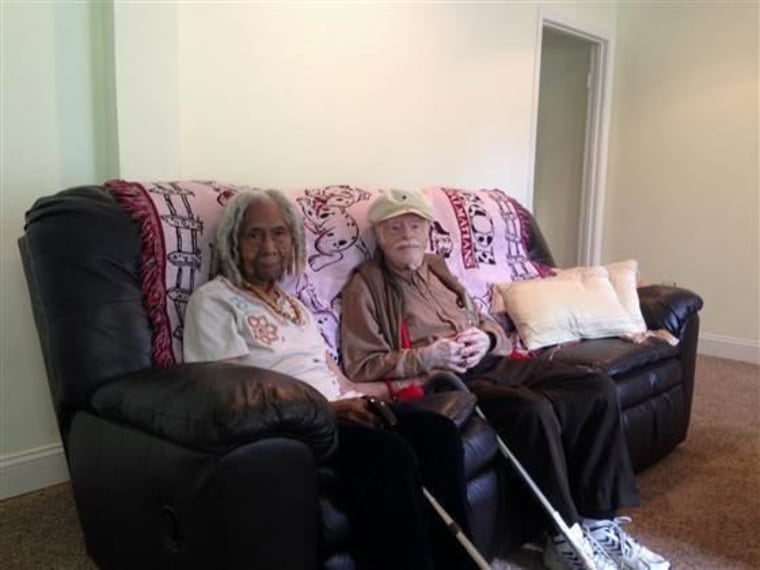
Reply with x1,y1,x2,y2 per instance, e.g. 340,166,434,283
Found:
526,12,614,266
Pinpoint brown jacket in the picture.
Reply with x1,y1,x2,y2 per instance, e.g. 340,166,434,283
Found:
340,253,509,382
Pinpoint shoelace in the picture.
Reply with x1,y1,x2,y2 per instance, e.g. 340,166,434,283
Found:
592,516,642,562
582,529,619,569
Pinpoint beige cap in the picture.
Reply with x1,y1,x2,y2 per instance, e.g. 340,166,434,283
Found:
368,189,435,224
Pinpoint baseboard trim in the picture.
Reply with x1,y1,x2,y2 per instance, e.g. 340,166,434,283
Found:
0,443,69,500
698,333,760,364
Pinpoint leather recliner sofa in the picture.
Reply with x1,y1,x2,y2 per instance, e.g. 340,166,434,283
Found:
19,186,506,570
19,184,703,569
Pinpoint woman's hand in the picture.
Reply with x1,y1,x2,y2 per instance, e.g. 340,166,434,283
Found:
331,397,380,428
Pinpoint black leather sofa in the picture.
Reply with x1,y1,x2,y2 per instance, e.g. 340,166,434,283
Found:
19,186,505,570
19,185,702,569
523,236,704,472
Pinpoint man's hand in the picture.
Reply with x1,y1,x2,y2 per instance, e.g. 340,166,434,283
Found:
455,327,491,370
419,338,468,374
331,397,381,428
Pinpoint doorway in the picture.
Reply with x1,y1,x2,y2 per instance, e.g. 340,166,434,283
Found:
532,23,608,268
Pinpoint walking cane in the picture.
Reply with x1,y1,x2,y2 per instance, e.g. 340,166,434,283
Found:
365,397,492,570
424,373,597,570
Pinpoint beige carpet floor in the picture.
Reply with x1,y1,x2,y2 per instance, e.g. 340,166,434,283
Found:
1,355,758,569
616,355,760,570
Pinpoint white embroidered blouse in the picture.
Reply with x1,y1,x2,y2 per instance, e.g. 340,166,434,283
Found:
183,276,361,402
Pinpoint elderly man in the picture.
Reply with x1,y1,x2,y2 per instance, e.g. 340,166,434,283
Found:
182,188,476,570
340,189,670,570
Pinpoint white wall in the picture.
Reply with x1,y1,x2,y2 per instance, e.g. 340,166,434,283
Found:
606,1,759,363
0,1,115,499
112,1,177,178
178,2,539,196
111,1,616,204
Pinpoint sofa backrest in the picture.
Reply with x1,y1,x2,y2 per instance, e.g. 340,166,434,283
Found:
285,185,556,360
19,187,154,434
20,181,555,429
102,181,555,365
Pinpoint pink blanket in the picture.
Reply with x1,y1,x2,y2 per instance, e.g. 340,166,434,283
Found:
106,181,550,366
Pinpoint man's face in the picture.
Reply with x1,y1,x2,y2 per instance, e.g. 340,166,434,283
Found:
237,198,293,287
374,213,430,271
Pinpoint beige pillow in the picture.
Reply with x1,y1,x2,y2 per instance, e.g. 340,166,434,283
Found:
493,265,644,350
555,260,647,331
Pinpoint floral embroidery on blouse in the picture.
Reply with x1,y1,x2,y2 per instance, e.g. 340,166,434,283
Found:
246,314,279,346
229,294,250,311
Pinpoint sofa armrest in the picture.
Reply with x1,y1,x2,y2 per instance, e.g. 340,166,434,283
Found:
90,361,338,461
638,285,704,338
412,392,477,429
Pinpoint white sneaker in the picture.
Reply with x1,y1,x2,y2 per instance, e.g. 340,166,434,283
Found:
543,522,617,570
584,517,670,570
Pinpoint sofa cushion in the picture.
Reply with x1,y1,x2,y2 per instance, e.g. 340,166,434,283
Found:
104,181,379,363
541,336,680,378
293,185,554,359
105,180,242,366
419,187,554,309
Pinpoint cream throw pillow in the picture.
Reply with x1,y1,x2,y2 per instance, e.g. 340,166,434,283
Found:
493,261,646,350
555,260,647,332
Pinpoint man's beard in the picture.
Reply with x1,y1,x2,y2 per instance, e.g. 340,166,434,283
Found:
394,240,424,270
404,257,424,270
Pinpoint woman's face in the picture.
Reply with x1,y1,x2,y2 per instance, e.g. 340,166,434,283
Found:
374,214,430,271
237,198,293,287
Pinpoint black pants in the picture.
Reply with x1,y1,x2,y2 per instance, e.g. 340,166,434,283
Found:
464,356,639,538
331,405,475,570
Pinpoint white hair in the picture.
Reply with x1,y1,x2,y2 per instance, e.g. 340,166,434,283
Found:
214,188,305,286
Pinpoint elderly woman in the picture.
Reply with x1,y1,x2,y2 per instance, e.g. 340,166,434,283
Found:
182,188,476,570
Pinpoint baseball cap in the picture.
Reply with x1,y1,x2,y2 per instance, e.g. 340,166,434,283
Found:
368,189,435,224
